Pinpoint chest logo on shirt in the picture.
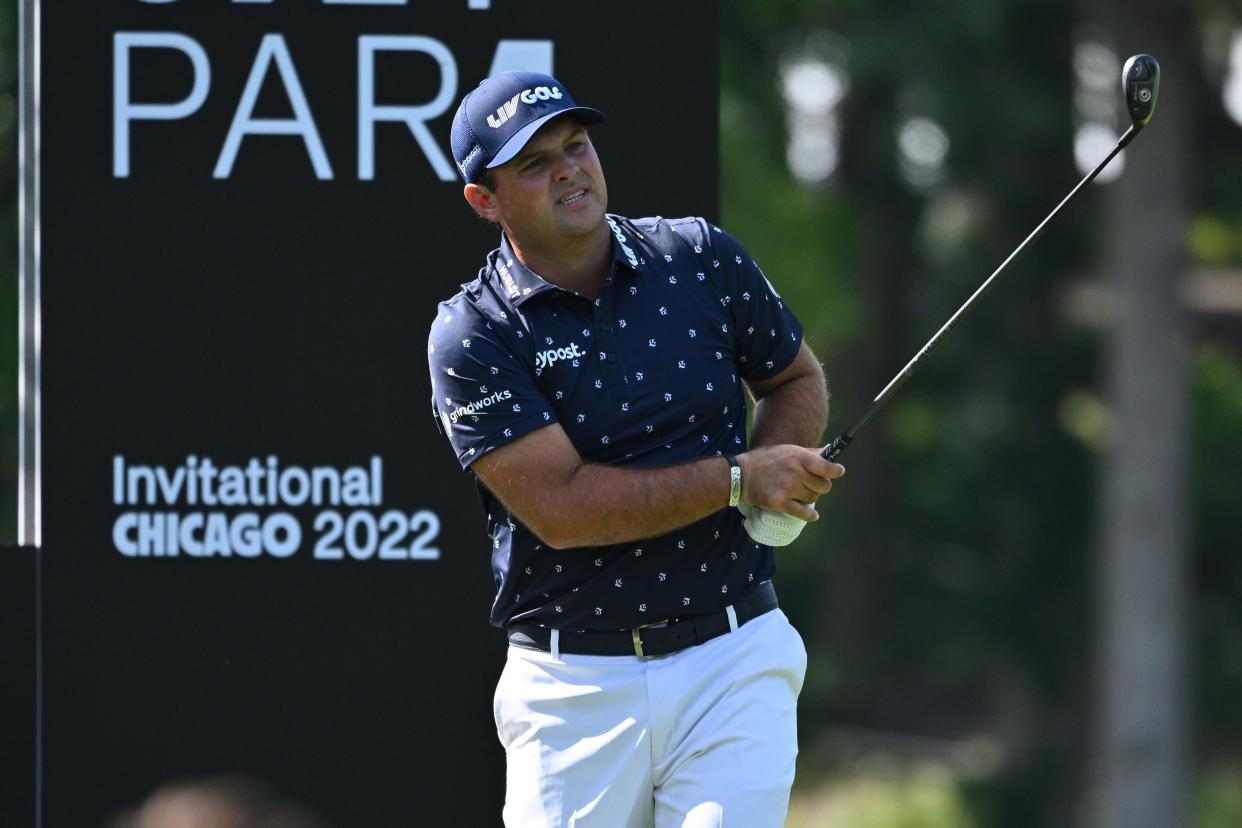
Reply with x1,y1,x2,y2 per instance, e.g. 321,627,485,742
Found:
535,342,586,370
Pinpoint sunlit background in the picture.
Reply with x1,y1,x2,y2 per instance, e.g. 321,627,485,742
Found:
722,1,1242,826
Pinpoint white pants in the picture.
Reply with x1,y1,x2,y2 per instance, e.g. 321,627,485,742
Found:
493,608,807,828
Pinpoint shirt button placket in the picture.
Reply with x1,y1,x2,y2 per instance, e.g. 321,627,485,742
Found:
595,281,631,402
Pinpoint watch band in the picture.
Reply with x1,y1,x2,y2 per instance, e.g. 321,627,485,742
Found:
724,454,742,507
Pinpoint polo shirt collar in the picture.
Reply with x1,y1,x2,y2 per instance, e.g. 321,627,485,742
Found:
492,217,643,308
491,235,553,306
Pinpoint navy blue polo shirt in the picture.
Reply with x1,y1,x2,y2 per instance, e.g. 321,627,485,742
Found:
427,215,804,630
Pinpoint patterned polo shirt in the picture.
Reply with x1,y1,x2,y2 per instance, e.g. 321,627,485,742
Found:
427,214,804,630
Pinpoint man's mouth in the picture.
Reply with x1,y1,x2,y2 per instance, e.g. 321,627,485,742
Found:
557,189,587,205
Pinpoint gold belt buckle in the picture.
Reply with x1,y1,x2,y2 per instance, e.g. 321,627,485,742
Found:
630,620,668,657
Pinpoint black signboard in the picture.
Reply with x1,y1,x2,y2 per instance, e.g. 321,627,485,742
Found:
25,1,718,824
0,546,36,828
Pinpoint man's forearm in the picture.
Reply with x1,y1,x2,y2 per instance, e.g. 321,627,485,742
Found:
542,457,731,549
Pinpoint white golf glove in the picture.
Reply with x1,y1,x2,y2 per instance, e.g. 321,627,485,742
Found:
737,501,814,547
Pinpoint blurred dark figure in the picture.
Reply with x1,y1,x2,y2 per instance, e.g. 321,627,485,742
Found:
105,775,328,828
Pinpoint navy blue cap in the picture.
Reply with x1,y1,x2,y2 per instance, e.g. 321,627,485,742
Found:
450,71,606,183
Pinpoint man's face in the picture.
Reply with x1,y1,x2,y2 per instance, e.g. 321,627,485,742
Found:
474,116,608,247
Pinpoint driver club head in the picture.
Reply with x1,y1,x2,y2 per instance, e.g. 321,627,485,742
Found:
1122,54,1160,130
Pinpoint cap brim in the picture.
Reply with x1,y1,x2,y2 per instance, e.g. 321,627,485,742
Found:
486,107,607,169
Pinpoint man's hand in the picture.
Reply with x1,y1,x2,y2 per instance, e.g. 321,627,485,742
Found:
737,445,844,521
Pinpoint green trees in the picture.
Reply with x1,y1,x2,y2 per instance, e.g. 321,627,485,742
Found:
723,0,1242,824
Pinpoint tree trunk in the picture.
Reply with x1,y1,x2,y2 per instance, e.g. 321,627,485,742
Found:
1091,11,1193,827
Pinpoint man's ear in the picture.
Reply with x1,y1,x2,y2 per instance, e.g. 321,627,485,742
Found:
464,182,500,223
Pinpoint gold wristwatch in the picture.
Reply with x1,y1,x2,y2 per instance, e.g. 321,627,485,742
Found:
725,455,742,507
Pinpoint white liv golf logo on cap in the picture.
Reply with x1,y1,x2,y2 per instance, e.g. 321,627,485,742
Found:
486,85,563,128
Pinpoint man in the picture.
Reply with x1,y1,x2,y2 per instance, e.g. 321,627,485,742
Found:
429,71,845,827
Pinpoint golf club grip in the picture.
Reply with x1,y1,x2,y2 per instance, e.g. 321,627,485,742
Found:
821,433,851,461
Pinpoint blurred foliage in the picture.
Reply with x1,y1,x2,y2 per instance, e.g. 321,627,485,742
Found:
786,769,977,828
721,0,1242,825
789,762,1242,828
1193,764,1242,828
1187,215,1240,264
1194,347,1242,754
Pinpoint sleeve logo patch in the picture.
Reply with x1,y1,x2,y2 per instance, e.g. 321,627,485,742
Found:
448,389,514,424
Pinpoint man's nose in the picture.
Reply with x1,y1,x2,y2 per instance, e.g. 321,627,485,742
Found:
550,150,578,180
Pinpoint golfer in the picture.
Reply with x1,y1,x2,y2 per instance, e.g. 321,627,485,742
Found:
428,71,844,827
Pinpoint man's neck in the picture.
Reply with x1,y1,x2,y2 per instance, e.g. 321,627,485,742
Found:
507,222,613,300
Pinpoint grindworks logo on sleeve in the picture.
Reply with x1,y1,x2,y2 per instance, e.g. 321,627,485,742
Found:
448,389,513,423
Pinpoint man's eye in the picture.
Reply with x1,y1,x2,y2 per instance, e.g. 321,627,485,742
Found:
568,141,585,153
524,158,544,171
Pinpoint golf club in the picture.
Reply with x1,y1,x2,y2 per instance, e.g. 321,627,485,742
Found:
821,54,1160,462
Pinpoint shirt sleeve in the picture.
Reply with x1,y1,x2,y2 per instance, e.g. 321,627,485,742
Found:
427,299,557,469
705,224,804,381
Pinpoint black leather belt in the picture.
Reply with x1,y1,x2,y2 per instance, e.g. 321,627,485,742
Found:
506,580,778,657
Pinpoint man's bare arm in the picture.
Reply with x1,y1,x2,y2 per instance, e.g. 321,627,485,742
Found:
472,417,835,549
472,425,729,549
746,341,830,449
737,342,842,509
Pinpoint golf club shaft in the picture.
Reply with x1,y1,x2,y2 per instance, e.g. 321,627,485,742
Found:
821,124,1137,461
